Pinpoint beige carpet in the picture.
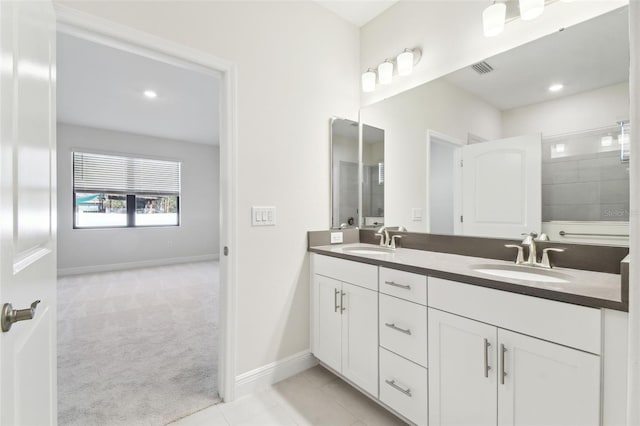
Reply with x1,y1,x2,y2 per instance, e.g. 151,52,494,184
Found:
57,261,219,426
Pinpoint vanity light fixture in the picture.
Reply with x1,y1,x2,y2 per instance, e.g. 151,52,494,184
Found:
397,49,415,75
362,69,377,93
519,0,544,20
378,60,394,85
548,83,564,92
483,1,507,37
362,48,421,92
554,143,566,153
143,90,157,99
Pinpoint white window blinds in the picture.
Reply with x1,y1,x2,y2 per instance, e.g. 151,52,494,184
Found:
73,152,181,195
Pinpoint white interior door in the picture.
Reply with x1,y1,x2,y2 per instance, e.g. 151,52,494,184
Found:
462,134,541,238
0,1,57,425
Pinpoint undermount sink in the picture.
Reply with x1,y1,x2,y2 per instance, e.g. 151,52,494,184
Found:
341,245,395,255
471,264,571,284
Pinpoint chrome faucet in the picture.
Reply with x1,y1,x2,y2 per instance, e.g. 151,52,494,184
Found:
505,232,564,268
375,226,407,248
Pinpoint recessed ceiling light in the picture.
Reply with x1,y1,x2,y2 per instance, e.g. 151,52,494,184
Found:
143,90,157,99
548,84,564,92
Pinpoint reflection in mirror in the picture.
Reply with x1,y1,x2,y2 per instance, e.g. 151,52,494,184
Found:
360,6,629,246
331,118,359,229
362,125,385,228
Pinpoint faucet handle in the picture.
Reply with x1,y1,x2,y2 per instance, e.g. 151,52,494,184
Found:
505,244,525,264
537,233,550,241
390,235,403,249
540,248,565,269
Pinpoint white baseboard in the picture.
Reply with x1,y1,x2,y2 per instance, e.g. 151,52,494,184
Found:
235,350,318,398
57,254,219,276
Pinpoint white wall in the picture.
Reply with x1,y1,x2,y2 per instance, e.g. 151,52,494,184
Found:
55,0,361,376
429,140,455,235
360,78,501,231
502,82,630,137
360,1,627,106
57,123,219,274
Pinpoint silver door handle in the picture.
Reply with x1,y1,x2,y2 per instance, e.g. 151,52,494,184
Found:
384,280,411,290
483,338,492,378
334,289,340,312
1,300,41,332
385,322,412,335
500,344,507,385
385,379,412,397
340,291,346,313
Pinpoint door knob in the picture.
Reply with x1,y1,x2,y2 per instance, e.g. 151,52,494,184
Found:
1,300,40,332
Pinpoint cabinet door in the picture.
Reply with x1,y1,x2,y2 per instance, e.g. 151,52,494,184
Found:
498,329,600,426
313,274,342,373
341,282,379,397
429,308,497,426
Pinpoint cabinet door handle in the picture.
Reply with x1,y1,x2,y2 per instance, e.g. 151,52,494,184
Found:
340,291,346,313
385,322,412,335
500,344,508,385
385,379,412,397
483,338,492,378
334,288,340,313
384,280,411,290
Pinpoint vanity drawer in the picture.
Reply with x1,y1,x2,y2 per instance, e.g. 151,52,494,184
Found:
380,267,427,305
380,347,428,426
380,293,428,367
313,254,378,291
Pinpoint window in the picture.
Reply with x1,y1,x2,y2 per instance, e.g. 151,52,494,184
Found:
73,152,181,228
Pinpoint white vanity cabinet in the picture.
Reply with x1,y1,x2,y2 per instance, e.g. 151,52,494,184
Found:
311,254,379,397
428,278,601,426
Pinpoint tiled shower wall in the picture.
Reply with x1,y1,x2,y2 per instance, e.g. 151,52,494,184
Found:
542,148,630,222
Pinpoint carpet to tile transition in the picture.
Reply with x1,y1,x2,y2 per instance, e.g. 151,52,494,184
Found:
57,262,219,426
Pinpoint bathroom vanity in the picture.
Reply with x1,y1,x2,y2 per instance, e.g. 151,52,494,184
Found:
308,236,628,426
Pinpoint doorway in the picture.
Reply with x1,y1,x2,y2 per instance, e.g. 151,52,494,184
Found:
54,13,235,423
427,130,463,235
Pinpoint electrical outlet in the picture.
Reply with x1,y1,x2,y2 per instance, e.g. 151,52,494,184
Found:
412,208,423,221
330,232,344,244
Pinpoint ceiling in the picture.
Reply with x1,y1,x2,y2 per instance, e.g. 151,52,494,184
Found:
444,6,629,111
314,0,398,27
57,33,220,146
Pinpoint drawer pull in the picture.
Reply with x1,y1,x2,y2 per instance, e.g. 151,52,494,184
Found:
385,379,412,397
334,288,340,313
385,322,412,335
384,280,411,290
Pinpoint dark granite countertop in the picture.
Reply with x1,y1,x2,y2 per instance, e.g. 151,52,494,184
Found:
309,243,626,312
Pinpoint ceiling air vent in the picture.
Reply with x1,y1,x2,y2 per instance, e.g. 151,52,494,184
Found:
471,61,494,75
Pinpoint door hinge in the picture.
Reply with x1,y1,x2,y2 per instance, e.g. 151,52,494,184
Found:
460,159,463,167
460,215,464,223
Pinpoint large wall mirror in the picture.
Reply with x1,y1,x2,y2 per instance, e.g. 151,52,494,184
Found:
330,118,385,229
360,5,630,246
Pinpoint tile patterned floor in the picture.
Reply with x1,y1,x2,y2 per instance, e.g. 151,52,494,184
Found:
170,365,408,426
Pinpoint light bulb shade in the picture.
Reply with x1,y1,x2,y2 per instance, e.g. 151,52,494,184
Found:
362,69,376,92
378,60,393,85
519,0,544,20
397,50,414,76
483,2,506,37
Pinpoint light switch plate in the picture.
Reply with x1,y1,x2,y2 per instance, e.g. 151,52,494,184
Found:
252,206,276,226
330,232,344,244
412,208,423,221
